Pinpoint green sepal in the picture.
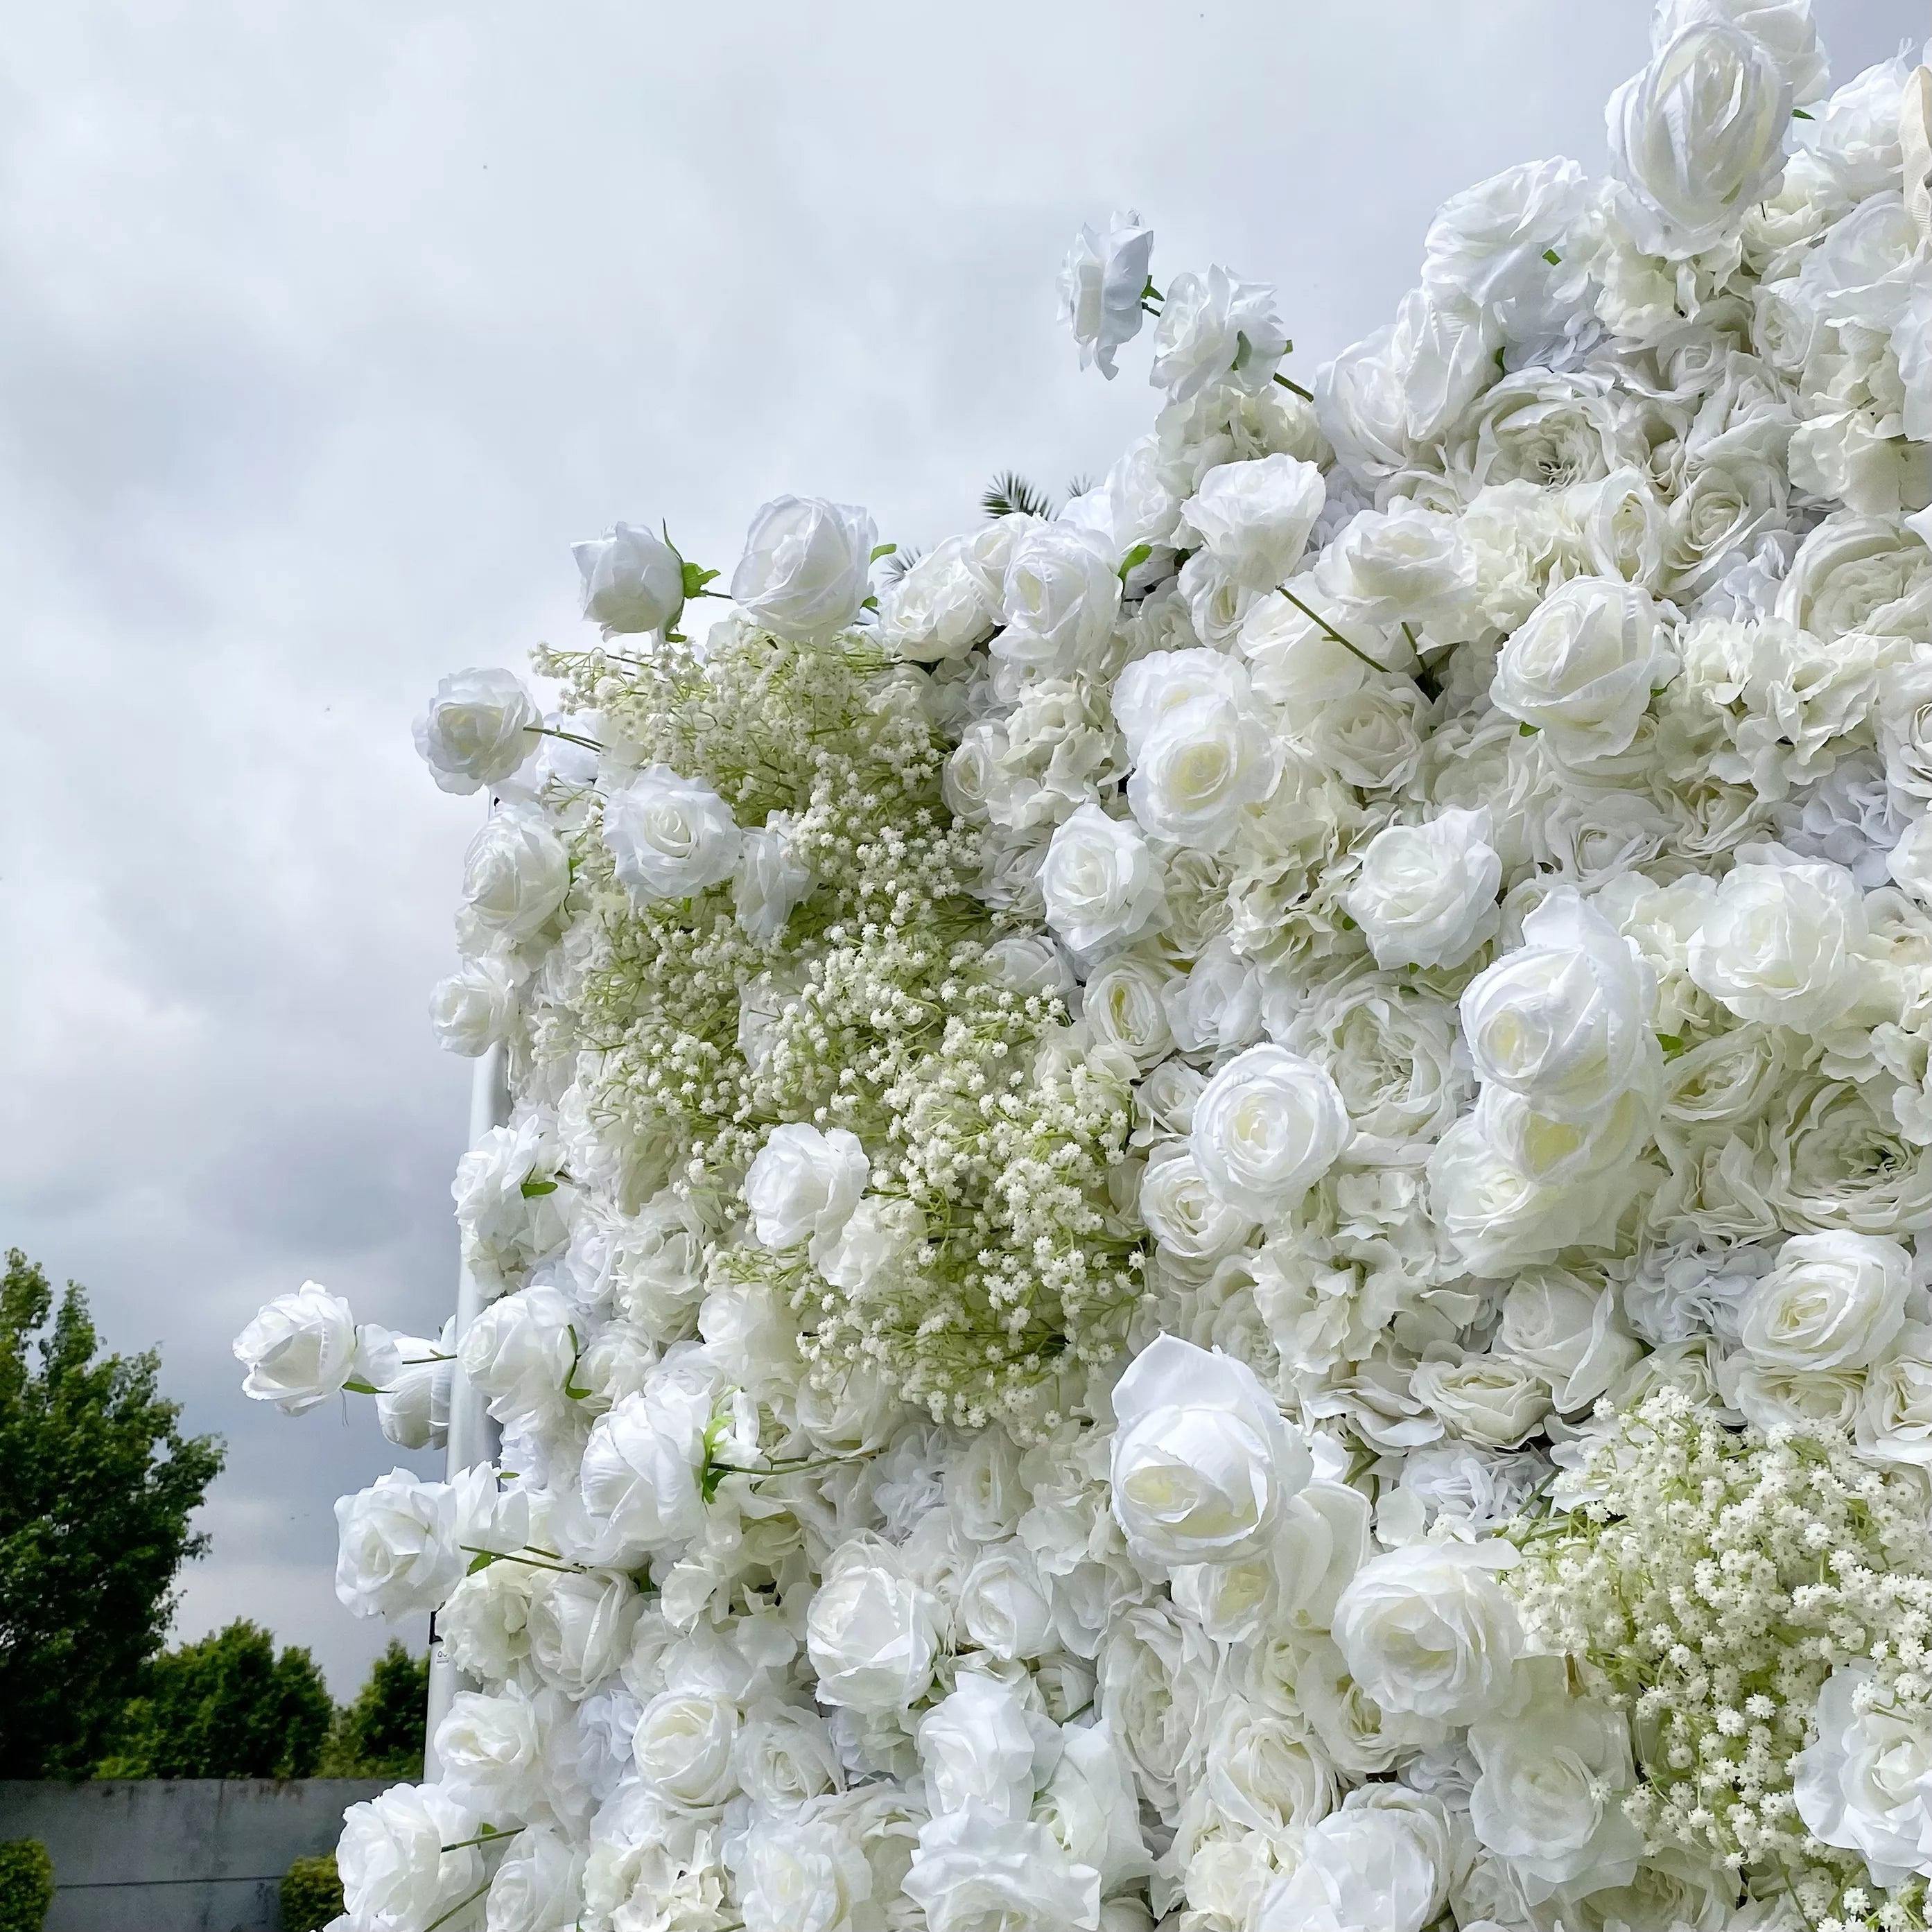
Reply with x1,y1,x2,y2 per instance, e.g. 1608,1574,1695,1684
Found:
681,560,720,598
1793,106,1814,120
1542,247,1562,266
341,1377,381,1396
520,1178,559,1198
1517,720,1538,736
860,595,879,611
1230,331,1253,373
466,1551,495,1575
1117,543,1153,582
869,542,898,562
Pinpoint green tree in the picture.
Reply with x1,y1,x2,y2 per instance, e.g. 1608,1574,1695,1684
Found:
101,1621,333,1779
0,1249,225,1777
321,1641,428,1777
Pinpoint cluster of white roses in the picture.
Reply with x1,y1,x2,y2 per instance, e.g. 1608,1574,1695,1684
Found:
232,5,1932,1929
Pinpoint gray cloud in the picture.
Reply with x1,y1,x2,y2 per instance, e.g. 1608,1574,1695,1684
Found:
1,0,1915,1692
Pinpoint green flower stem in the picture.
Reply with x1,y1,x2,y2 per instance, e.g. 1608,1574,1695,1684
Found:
1276,586,1389,674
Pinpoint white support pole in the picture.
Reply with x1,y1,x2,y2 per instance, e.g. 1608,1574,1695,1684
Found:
423,1036,510,1776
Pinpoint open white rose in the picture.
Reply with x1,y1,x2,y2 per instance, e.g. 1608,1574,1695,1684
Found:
1332,1540,1524,1725
573,522,685,634
957,1542,1056,1661
1039,803,1165,956
1687,855,1868,1033
1181,454,1326,590
458,1283,576,1429
233,1281,368,1416
1420,156,1587,335
1607,21,1793,258
1737,1230,1911,1374
460,803,571,945
604,765,742,903
1108,1333,1312,1567
1190,1043,1350,1219
434,1681,552,1822
1346,809,1502,970
1253,1795,1448,1932
732,1703,842,1813
1125,689,1279,853
995,524,1122,682
1314,499,1479,631
333,1468,464,1620
735,1814,876,1932
414,667,539,795
733,816,813,944
905,1804,1102,1932
1859,1323,1932,1471
745,1123,868,1251
526,1568,643,1698
876,534,998,661
1139,1147,1255,1267
1149,265,1289,403
1489,575,1672,765
336,1783,482,1932
1058,209,1154,380
731,496,876,641
1793,1662,1932,1887
487,1828,586,1932
634,1691,740,1812
916,1671,1041,1822
428,953,520,1057
806,1544,944,1712
577,1359,718,1558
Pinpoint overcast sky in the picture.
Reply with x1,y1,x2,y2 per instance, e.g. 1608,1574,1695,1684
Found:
3,1,1920,1696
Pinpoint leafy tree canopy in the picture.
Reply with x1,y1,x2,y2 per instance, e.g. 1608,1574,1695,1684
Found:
320,1641,428,1778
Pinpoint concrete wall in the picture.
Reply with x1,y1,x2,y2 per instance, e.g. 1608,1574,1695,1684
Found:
0,1779,390,1932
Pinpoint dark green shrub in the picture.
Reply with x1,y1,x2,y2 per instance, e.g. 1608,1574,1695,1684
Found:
0,1839,53,1932
280,1853,342,1932
320,1642,428,1777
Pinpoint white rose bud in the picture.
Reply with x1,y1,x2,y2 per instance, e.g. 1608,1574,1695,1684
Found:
1181,455,1327,591
1108,1334,1313,1567
806,1544,944,1712
460,803,571,944
372,1329,451,1452
1039,803,1165,957
1346,809,1502,970
232,1281,367,1416
1332,1540,1525,1725
1190,1043,1350,1219
413,668,539,795
744,1123,868,1251
730,495,876,641
1057,208,1154,380
1489,575,1673,765
572,522,685,634
604,764,743,903
1739,1232,1911,1375
428,954,519,1057
1687,857,1868,1033
1607,21,1793,258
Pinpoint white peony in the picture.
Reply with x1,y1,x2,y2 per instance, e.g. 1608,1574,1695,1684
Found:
413,667,539,794
1189,1043,1350,1219
731,496,876,641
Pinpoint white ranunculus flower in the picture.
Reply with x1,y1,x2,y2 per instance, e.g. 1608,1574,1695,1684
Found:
1181,455,1326,591
876,534,998,662
1190,1043,1350,1219
1459,888,1655,1123
1793,1662,1932,1887
733,816,813,944
1332,1540,1525,1725
1253,1797,1447,1932
1057,209,1154,380
731,496,876,641
232,1281,368,1416
1607,21,1793,258
334,1468,464,1620
1686,856,1868,1033
739,1124,864,1257
806,1544,944,1712
1149,266,1289,403
1738,1231,1911,1374
526,1568,643,1698
428,953,519,1057
604,765,742,903
573,522,686,634
1489,575,1673,766
336,1782,482,1932
414,668,539,795
1108,1333,1312,1567
995,524,1122,683
460,803,571,945
634,1691,740,1811
916,1671,1041,1821
1346,809,1502,971
1039,803,1164,956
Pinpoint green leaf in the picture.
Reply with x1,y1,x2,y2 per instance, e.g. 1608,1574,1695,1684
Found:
466,1551,495,1574
860,594,879,611
1518,720,1538,736
1117,543,1153,582
340,1377,381,1396
1792,106,1814,120
1542,247,1562,266
1230,330,1253,373
980,471,1055,521
869,542,897,562
519,1178,558,1198
680,560,719,598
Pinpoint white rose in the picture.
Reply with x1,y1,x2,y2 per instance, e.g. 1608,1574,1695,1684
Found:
745,1124,868,1250
232,1281,369,1416
437,1560,535,1682
336,1782,482,1932
1332,1540,1524,1725
1039,804,1164,957
905,1804,1101,1932
374,1329,451,1452
1034,1721,1151,1892
573,521,685,634
876,534,997,661
1411,1352,1552,1449
485,1827,585,1932
526,1569,643,1698
334,1469,464,1620
460,803,571,945
413,668,539,795
1607,21,1793,258
1653,0,1828,104
1057,209,1154,380
916,1672,1041,1821
1164,938,1262,1059
1459,888,1655,1122
1126,689,1279,854
634,1691,740,1811
1108,1333,1312,1567
1081,952,1176,1070
994,525,1122,683
1467,1657,1642,1897
433,1682,550,1820
730,496,876,641
1420,157,1588,333
452,1116,568,1295
428,954,519,1057
1110,647,1247,760
1497,1270,1645,1416
811,1194,920,1294
1190,1043,1350,1219
1097,1604,1215,1818
806,1544,943,1712
1181,455,1326,591
1489,576,1672,765
732,1702,842,1813
1775,512,1932,644
1738,1231,1911,1373
736,1814,875,1932
1793,1663,1932,1888
1346,810,1502,971
1139,1147,1255,1267
1687,857,1867,1032
1859,1324,1932,1471
957,1542,1057,1662
1149,266,1289,403
1472,1078,1658,1191
733,816,813,943
457,1284,575,1429
604,764,742,903
577,1364,716,1558
1314,501,1480,632
1253,1798,1447,1932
